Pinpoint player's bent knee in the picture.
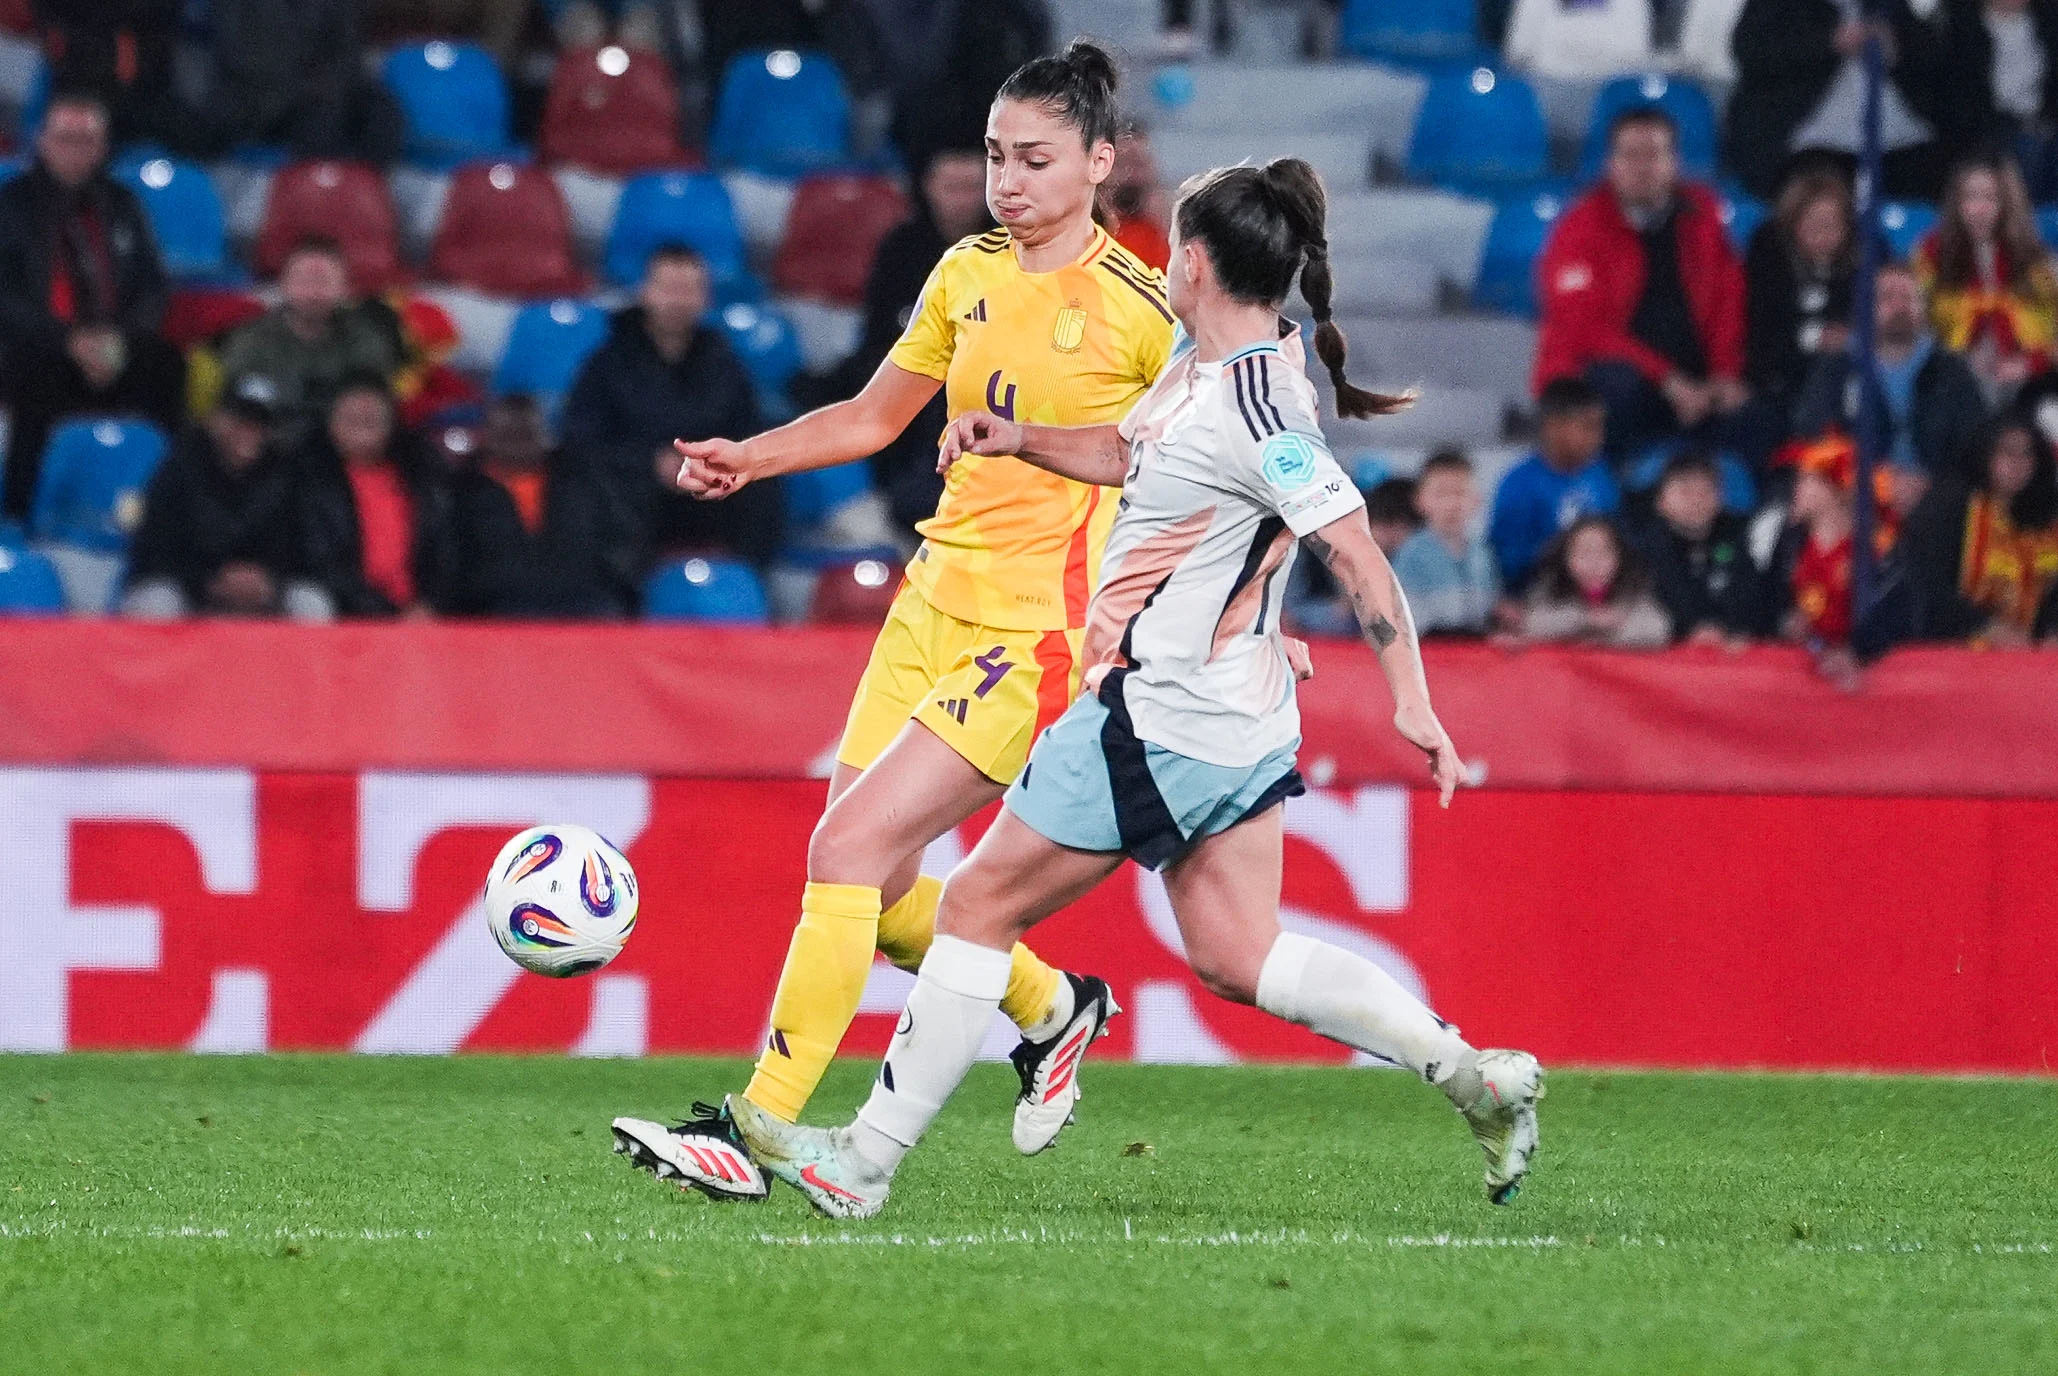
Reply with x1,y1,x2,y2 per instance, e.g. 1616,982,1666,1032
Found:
806,811,884,889
1186,950,1261,1006
935,875,1017,948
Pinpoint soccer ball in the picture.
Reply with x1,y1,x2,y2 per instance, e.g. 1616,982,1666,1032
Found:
485,824,639,978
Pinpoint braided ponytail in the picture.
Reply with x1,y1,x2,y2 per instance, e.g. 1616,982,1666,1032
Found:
1257,159,1414,419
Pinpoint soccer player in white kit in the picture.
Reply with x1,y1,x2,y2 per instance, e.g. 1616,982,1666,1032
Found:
724,158,1545,1219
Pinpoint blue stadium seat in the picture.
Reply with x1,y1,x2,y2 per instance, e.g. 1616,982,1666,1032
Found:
604,171,754,298
114,154,235,281
1579,74,1719,181
1878,201,1937,259
1406,68,1548,192
1475,189,1566,316
0,545,65,615
716,301,804,419
1340,0,1482,62
642,557,770,623
1720,189,1768,252
493,299,610,425
709,49,852,176
381,41,514,169
783,462,873,527
2039,206,2058,250
29,418,170,554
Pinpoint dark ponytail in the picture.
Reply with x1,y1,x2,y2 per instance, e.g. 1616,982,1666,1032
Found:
1174,158,1414,420
995,39,1123,150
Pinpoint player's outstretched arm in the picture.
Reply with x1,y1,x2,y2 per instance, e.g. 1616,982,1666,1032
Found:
1301,511,1463,807
936,410,1128,487
672,359,941,498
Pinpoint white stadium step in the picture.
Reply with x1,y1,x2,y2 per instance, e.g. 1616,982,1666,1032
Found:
1140,61,1428,164
1323,189,1496,294
1153,128,1375,195
1327,314,1540,406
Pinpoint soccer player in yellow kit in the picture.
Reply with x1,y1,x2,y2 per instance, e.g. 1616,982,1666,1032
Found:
610,41,1176,1202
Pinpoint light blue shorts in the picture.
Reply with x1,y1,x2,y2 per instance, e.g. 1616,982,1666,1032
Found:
1004,674,1304,871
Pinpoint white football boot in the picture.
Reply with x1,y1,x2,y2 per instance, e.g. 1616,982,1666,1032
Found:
1455,1049,1545,1205
1010,973,1122,1155
726,1094,891,1220
612,1102,769,1201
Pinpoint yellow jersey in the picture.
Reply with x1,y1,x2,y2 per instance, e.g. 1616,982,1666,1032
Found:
888,224,1175,631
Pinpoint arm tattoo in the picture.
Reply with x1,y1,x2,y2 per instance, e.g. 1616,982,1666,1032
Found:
1303,530,1406,653
1364,614,1401,650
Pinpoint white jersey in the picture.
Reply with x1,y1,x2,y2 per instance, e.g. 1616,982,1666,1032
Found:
1082,327,1366,768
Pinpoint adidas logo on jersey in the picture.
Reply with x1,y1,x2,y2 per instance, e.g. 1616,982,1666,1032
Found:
962,299,988,322
936,698,971,725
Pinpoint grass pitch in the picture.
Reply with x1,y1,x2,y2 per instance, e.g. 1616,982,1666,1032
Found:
2,1055,2054,1375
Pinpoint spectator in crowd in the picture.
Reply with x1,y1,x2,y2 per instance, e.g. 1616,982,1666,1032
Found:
1774,433,1894,658
551,0,666,52
217,238,403,451
364,0,529,65
1727,0,1945,200
1533,108,1757,463
1745,163,1859,429
188,0,404,165
1518,515,1673,648
299,375,456,618
1492,377,1623,592
120,376,331,621
1902,413,2058,643
1286,476,1418,638
31,1,184,147
445,395,639,618
1937,0,2058,200
1794,260,1990,476
1914,155,2058,401
0,90,184,524
1635,451,1772,643
561,242,781,570
809,141,992,539
1107,127,1172,270
870,0,1053,163
1392,450,1503,636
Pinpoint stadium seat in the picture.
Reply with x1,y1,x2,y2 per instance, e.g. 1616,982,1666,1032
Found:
382,41,514,169
1879,201,1938,259
772,173,909,305
540,44,688,176
255,161,405,290
807,557,899,625
2037,205,2058,251
1579,74,1719,180
1720,190,1768,253
1474,189,1566,317
0,544,65,615
28,418,169,554
114,155,234,282
716,301,804,417
642,557,770,623
429,161,588,299
1406,68,1549,193
782,461,872,527
604,170,753,297
709,49,852,177
1339,0,1482,63
494,298,610,421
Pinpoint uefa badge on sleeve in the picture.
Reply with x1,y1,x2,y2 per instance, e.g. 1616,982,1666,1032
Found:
1260,433,1319,490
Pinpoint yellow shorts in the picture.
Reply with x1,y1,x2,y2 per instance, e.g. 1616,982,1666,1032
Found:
837,581,1086,784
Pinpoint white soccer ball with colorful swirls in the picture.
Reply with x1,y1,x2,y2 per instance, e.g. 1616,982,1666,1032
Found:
485,824,639,977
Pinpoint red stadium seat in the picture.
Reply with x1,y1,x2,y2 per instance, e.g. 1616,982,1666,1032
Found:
0,0,31,35
807,559,901,625
428,161,588,299
255,161,406,291
772,173,909,305
540,45,689,176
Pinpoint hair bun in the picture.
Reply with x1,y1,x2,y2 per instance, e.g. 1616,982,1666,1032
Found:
1060,39,1120,97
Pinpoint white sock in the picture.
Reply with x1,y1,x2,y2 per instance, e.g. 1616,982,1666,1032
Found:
1255,932,1479,1103
852,935,1013,1171
1018,972,1077,1043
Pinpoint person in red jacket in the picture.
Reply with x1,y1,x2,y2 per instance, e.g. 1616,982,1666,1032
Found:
1533,108,1768,465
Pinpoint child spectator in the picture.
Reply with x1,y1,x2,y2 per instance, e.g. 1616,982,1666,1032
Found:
1491,377,1623,592
1903,414,2058,644
445,396,639,618
1364,476,1422,557
1745,164,1858,426
1774,433,1902,652
120,377,331,621
1519,516,1672,648
1392,451,1502,636
1914,155,2058,399
299,375,455,618
1635,452,1772,643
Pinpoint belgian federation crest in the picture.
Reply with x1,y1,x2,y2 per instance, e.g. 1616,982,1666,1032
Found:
1051,301,1087,353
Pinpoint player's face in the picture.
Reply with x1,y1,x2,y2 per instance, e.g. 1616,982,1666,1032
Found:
985,99,1114,245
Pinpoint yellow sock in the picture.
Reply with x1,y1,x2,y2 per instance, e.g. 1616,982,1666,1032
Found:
875,872,1064,1032
743,882,881,1123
